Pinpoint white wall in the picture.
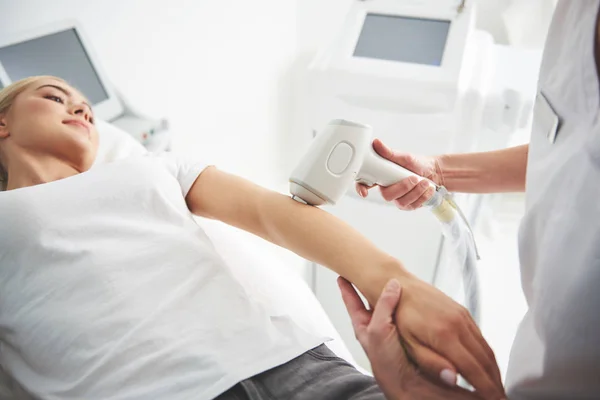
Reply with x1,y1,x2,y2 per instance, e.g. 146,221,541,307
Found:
285,0,352,174
0,0,296,189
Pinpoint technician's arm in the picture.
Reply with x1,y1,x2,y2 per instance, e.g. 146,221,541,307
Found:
358,141,528,210
438,144,528,193
186,166,506,400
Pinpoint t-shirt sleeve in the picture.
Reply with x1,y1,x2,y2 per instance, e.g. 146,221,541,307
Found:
154,152,211,197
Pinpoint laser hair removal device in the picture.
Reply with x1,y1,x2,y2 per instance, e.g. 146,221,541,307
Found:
289,119,480,322
289,119,454,219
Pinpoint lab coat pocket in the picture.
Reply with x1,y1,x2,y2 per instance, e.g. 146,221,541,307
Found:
528,91,562,165
533,91,562,145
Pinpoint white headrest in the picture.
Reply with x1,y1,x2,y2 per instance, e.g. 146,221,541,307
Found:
94,119,147,165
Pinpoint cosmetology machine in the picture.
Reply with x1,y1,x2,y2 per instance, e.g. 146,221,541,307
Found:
0,20,170,152
292,0,542,370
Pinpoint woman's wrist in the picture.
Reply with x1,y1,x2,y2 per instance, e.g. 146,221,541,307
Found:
357,257,415,306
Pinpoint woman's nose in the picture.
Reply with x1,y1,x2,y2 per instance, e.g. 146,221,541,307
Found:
70,103,92,123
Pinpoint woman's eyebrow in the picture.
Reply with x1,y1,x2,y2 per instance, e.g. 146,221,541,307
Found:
36,84,93,112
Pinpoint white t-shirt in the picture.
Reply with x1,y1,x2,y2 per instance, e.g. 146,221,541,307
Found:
0,153,324,400
506,1,600,398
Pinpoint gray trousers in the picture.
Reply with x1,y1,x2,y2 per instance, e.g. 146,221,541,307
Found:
216,344,385,400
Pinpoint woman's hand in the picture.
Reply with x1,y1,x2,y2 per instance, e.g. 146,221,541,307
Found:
338,277,492,400
355,139,443,210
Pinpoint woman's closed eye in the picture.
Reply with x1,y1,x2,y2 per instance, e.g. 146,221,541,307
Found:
43,92,95,123
44,94,64,104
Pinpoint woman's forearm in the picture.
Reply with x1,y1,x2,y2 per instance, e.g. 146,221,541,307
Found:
186,167,413,305
257,193,413,305
437,144,528,193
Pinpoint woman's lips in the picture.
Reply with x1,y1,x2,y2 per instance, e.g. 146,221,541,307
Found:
63,120,90,135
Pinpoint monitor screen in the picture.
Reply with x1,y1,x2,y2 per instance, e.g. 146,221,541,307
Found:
0,28,109,105
354,13,451,66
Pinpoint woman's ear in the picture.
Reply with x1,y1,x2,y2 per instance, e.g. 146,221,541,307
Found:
0,115,9,139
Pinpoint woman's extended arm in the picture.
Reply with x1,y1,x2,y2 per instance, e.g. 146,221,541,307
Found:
185,166,505,400
186,167,408,303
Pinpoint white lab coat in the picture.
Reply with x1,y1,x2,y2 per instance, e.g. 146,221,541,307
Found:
506,1,600,399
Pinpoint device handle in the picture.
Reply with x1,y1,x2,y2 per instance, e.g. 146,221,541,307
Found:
358,146,436,189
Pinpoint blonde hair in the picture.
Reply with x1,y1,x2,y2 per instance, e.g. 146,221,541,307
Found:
0,76,68,189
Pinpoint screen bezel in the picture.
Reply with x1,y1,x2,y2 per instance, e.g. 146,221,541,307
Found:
0,19,124,121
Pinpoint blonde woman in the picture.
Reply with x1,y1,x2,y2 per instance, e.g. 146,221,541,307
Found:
0,76,503,400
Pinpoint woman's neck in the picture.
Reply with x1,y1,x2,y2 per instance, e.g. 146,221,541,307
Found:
5,153,81,191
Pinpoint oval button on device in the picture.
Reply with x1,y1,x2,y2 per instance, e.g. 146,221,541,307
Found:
327,142,354,175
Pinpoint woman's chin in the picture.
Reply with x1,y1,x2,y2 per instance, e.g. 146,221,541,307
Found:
78,149,98,172
58,140,98,172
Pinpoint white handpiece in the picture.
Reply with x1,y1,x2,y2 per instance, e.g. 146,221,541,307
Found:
289,119,435,206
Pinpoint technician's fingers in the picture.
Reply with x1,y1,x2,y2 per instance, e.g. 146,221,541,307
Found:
401,184,436,210
443,342,505,400
338,277,371,344
372,139,417,171
367,280,402,340
403,341,458,388
355,182,375,198
461,321,504,393
381,179,429,209
379,176,419,203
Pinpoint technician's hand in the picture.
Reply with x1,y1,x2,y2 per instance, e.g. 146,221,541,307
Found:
338,277,484,400
355,139,442,210
396,276,505,399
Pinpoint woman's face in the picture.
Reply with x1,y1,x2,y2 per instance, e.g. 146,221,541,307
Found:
0,78,99,172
